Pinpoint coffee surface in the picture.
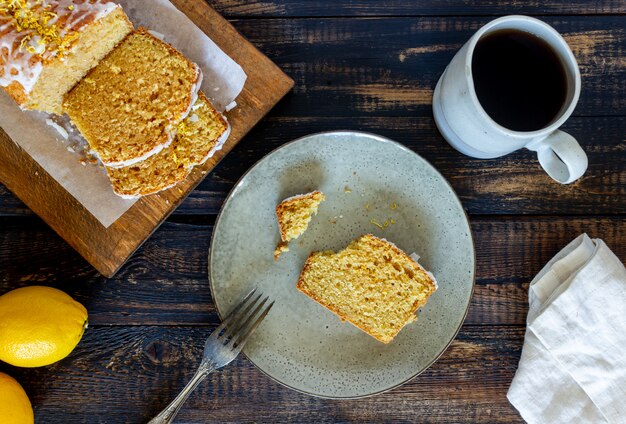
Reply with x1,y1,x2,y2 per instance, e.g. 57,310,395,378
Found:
471,29,567,132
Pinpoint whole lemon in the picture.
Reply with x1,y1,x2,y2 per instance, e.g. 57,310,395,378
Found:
0,372,34,424
0,286,88,368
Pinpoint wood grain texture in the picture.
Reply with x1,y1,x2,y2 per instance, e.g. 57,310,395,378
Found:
0,2,624,422
0,1,293,277
0,325,526,423
1,216,623,327
227,16,626,117
207,0,626,17
2,117,624,217
179,116,626,216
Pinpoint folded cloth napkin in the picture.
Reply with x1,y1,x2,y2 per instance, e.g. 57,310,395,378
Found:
507,234,626,424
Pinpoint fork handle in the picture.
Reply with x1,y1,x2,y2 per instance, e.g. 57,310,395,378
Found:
148,362,216,424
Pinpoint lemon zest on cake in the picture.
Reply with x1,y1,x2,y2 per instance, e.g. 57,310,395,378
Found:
1,0,80,60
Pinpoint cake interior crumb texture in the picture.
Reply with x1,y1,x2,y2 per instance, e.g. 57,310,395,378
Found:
274,191,325,259
106,91,228,198
296,234,437,343
63,28,200,166
1,3,133,113
277,191,325,242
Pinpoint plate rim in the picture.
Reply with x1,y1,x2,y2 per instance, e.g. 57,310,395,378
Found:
208,130,476,399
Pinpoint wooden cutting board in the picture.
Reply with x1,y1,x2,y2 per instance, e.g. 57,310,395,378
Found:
0,0,293,277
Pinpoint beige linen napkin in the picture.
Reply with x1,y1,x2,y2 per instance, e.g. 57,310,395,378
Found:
507,234,626,424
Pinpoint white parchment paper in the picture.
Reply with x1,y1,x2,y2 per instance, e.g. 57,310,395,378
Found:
0,0,246,228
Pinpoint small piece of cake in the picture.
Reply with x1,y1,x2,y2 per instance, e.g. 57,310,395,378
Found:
63,28,202,167
106,92,229,198
0,0,133,113
296,234,437,343
274,191,325,260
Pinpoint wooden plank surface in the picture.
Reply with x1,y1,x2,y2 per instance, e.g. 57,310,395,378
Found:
0,0,293,277
0,325,525,423
227,17,626,117
207,0,626,17
1,216,623,327
0,1,624,422
2,116,624,216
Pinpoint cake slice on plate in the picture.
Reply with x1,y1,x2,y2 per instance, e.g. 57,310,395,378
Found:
296,234,437,343
106,92,229,198
0,0,133,113
63,28,202,167
274,191,325,260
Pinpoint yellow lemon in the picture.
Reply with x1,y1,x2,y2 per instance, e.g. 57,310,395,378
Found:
0,372,34,424
0,286,88,368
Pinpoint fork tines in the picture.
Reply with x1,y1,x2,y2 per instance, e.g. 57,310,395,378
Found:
212,289,274,351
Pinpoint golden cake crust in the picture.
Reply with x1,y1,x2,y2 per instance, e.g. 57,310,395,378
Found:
296,234,437,343
106,92,228,198
63,28,201,166
274,190,325,260
1,1,133,113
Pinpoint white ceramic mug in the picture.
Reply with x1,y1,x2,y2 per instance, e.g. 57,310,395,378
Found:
432,15,587,184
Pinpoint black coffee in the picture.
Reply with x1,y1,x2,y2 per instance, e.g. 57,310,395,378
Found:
471,29,568,132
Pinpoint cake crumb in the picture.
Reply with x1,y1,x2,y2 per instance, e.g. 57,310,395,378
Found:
275,191,325,260
370,218,384,230
370,218,395,230
344,186,352,193
296,234,437,343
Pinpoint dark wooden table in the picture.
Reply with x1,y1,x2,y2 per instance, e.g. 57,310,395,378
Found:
1,1,624,422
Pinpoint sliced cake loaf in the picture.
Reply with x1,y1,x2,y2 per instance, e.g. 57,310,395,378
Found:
0,0,133,113
296,234,437,343
63,28,202,167
106,92,229,198
274,191,325,260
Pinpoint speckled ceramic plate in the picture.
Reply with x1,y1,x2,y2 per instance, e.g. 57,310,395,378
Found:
209,131,475,398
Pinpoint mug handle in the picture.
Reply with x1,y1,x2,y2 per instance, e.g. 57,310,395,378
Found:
526,130,588,184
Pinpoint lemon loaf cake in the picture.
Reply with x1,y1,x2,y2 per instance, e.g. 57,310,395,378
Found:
63,28,202,167
274,191,325,260
296,234,437,343
0,0,133,113
106,92,229,198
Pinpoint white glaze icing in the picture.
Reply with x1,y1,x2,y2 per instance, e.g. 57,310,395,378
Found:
180,64,202,121
279,190,322,204
101,136,173,168
113,179,179,200
0,0,119,93
409,251,438,290
118,118,231,198
45,117,69,139
104,64,202,168
197,119,230,165
147,29,164,40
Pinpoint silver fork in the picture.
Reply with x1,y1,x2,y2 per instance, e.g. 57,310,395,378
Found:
148,289,274,424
